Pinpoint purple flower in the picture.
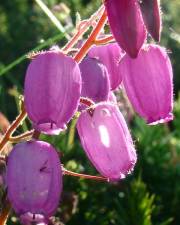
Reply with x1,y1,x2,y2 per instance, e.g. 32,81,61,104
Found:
6,141,62,225
119,44,173,124
139,0,162,42
88,43,124,90
104,0,147,58
79,57,110,103
24,50,81,135
77,103,137,181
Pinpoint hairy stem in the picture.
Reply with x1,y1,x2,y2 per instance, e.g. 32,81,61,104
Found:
63,168,108,182
9,130,34,143
63,5,105,52
80,97,95,107
74,9,107,63
93,35,114,45
0,107,26,152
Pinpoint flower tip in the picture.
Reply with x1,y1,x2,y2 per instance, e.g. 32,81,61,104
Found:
147,113,174,125
20,212,48,225
33,122,67,135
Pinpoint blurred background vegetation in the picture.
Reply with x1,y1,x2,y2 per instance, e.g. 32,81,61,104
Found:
0,0,180,225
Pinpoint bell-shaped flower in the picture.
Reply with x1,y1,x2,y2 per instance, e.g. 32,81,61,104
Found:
119,44,173,124
77,103,137,181
139,0,162,41
24,50,81,135
79,57,110,103
104,0,147,58
88,43,124,90
6,141,62,225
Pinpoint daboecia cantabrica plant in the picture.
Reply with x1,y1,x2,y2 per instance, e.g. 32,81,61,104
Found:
0,0,174,224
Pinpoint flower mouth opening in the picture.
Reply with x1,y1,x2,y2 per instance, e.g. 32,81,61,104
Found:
147,113,173,125
33,121,66,135
20,212,48,225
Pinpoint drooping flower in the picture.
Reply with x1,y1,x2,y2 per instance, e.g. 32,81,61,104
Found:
79,57,110,103
88,43,124,90
139,0,162,42
6,141,62,225
24,50,81,135
104,0,147,58
77,103,137,181
119,44,173,124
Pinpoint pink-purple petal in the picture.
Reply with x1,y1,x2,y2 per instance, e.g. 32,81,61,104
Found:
88,43,124,90
77,103,137,181
139,0,162,42
105,0,147,58
120,44,173,124
79,57,110,103
6,141,62,224
24,50,81,135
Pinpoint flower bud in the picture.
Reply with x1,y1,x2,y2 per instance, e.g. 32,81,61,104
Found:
77,103,137,181
6,141,62,225
139,0,162,42
24,50,81,135
88,43,124,90
79,57,110,103
119,44,173,124
104,0,147,58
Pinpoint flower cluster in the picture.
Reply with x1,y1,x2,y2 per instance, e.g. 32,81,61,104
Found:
105,0,161,57
2,1,173,224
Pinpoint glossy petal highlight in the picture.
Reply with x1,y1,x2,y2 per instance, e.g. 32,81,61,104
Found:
77,103,137,181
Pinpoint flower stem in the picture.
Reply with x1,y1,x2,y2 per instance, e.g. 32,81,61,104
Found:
32,130,41,140
63,5,105,52
0,200,11,225
80,97,95,107
0,107,26,152
93,35,114,45
9,130,34,143
74,9,107,63
63,168,108,182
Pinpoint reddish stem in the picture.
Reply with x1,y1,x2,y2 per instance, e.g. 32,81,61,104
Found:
80,97,95,107
74,9,107,63
93,35,114,45
63,168,108,182
63,6,104,52
32,130,41,139
0,107,26,152
0,200,11,225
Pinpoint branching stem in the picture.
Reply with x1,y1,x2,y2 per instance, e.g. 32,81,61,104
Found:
0,107,26,152
74,9,107,63
9,130,34,143
63,5,105,52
